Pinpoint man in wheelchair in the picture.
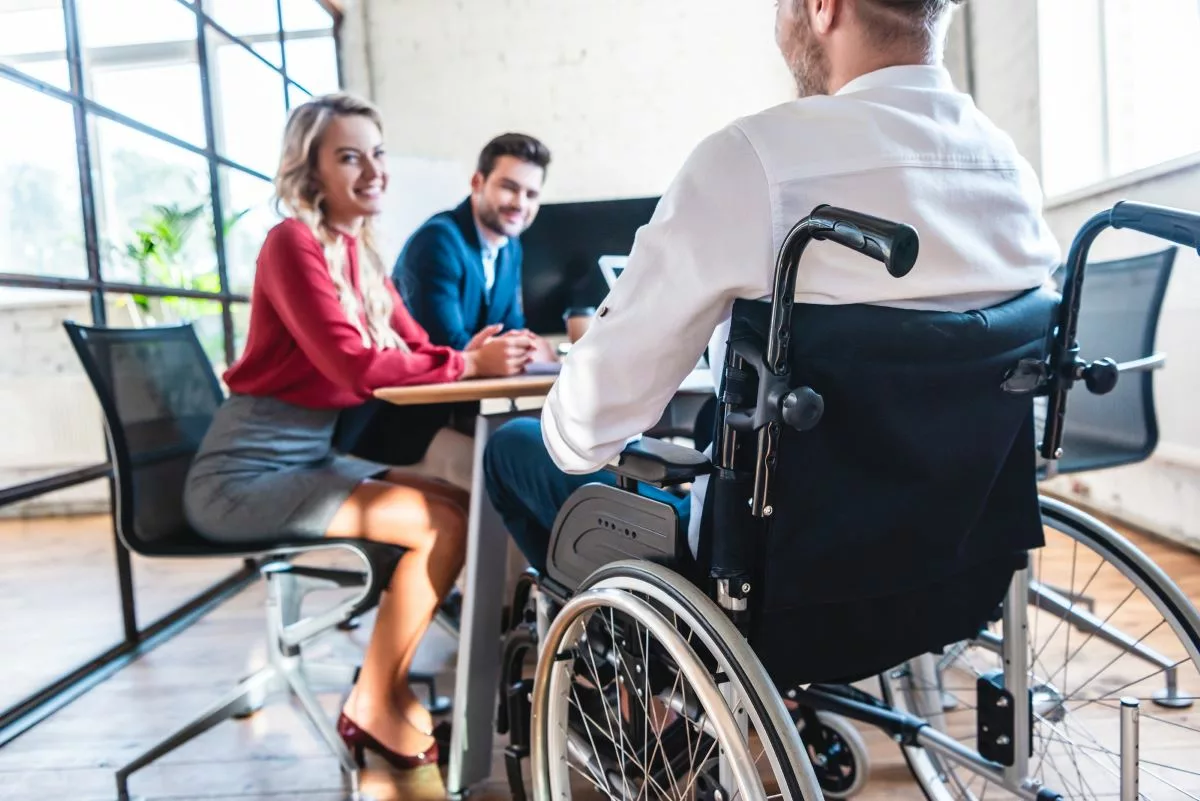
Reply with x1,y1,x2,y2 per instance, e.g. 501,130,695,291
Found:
485,0,1059,669
479,4,1200,800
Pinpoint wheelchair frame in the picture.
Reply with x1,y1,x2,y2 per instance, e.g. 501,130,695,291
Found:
501,200,1200,801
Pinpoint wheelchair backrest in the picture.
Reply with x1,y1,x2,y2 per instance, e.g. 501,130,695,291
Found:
706,286,1058,614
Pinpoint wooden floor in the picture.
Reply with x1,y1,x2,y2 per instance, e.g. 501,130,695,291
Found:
0,510,1198,800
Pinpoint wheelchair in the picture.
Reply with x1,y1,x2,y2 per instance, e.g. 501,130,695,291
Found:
496,201,1200,800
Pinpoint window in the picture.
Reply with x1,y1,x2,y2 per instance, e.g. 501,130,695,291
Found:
204,0,284,65
0,0,70,88
79,0,206,145
207,27,289,175
0,0,341,737
1038,0,1200,198
282,0,339,95
220,166,281,294
0,81,86,278
91,117,218,290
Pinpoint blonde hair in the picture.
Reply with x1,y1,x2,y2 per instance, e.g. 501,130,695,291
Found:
274,92,406,351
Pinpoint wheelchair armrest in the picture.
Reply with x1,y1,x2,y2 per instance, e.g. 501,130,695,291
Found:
605,437,712,488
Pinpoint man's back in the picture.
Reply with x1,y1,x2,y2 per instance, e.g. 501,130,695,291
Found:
737,64,1057,311
539,63,1061,477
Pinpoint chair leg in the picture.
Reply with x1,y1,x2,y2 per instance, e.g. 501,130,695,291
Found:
115,665,281,801
282,658,364,800
409,671,453,716
303,661,360,690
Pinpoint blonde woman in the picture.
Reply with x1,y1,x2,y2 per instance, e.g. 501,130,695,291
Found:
183,93,530,768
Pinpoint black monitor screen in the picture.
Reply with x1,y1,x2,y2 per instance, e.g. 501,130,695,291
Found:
517,196,660,334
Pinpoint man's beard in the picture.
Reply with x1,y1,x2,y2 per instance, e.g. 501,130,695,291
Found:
477,200,523,237
787,14,831,97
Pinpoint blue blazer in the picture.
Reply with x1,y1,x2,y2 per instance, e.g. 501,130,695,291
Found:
393,198,525,350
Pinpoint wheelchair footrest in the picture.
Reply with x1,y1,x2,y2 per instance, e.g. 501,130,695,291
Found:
503,678,535,801
505,745,529,801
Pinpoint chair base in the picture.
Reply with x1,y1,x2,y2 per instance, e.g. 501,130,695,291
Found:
115,655,368,801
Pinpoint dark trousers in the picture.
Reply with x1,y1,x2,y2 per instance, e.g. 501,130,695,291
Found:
334,400,476,466
482,417,691,573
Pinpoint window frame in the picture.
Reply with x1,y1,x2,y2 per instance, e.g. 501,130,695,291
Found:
0,0,342,747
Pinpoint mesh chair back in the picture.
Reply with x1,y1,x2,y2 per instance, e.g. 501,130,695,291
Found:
63,322,224,555
1050,248,1174,473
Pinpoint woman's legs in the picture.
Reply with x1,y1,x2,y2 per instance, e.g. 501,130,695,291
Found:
325,475,467,756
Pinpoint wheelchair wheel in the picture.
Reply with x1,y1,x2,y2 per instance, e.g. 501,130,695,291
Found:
881,496,1200,800
530,559,824,801
795,711,869,799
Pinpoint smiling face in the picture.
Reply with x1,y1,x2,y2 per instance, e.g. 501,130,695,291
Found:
313,113,388,227
471,155,545,239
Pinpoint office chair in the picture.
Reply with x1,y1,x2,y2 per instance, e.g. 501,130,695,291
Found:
62,321,403,801
1038,247,1175,478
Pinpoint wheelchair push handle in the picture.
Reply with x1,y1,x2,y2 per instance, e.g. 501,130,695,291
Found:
1110,200,1200,253
1041,198,1200,461
810,205,920,278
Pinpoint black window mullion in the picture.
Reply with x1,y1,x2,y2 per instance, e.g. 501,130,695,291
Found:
60,0,104,325
276,0,292,110
61,0,141,641
196,4,235,365
176,0,290,81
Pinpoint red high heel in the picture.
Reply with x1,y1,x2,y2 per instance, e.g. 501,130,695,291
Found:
336,712,439,771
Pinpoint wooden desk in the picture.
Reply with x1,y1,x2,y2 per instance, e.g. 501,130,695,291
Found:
373,374,558,407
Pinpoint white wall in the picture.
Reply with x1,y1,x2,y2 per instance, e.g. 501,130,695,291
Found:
962,0,1200,549
339,0,797,263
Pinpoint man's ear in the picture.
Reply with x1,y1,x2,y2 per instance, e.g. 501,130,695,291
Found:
470,171,485,194
811,0,839,34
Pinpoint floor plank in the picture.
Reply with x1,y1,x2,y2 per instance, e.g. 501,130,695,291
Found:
1,510,1199,799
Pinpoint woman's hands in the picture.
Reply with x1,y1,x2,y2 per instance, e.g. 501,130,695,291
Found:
461,324,534,378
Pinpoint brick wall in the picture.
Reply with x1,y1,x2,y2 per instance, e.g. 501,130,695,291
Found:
0,292,108,518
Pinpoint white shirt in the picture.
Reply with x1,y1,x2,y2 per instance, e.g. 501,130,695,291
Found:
475,220,507,295
540,65,1062,553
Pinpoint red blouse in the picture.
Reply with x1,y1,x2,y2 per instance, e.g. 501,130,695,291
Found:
224,218,466,408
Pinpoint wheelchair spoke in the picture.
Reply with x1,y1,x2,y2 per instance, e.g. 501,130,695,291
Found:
1030,542,1106,671
1093,699,1200,736
1043,586,1141,691
1063,618,1168,701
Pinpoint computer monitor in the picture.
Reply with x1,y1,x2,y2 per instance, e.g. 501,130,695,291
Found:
517,196,660,335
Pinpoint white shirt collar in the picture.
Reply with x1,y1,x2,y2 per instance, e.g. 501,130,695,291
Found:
474,219,508,259
835,64,955,96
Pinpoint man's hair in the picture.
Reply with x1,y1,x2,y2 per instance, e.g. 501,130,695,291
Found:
856,0,965,53
476,133,552,178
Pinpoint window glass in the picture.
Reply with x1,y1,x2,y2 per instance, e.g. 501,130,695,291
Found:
0,78,87,279
91,117,218,291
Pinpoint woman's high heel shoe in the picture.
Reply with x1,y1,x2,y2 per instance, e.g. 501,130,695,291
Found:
336,712,439,771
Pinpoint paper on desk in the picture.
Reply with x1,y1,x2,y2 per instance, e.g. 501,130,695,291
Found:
524,361,563,375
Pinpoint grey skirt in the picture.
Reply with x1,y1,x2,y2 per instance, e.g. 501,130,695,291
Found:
183,394,389,543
